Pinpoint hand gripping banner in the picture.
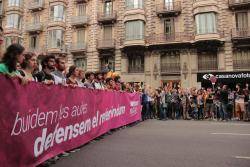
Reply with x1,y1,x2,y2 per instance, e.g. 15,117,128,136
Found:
0,75,141,167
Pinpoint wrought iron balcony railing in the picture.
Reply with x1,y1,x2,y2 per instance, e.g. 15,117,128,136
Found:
161,63,181,74
233,59,250,69
128,66,144,73
147,33,192,44
229,0,250,9
231,28,250,39
156,2,181,17
198,60,218,71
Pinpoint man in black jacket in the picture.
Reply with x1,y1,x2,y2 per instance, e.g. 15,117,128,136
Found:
34,55,56,83
219,85,229,121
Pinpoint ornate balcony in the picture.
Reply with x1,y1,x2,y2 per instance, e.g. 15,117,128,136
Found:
156,2,181,17
124,6,146,22
147,33,192,46
194,29,225,43
25,22,43,33
231,28,250,46
229,0,250,10
122,35,146,47
75,0,88,3
71,15,89,28
193,0,218,15
128,67,144,73
6,4,24,13
97,39,115,50
48,18,66,28
97,11,117,24
49,0,67,4
233,59,250,70
198,60,218,71
28,0,45,12
232,28,250,40
27,46,46,54
4,28,22,35
70,42,87,53
161,62,181,75
46,48,67,54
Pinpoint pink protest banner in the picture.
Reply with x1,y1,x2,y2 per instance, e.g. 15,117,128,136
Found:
0,75,141,167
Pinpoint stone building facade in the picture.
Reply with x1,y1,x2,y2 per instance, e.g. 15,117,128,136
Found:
1,0,250,88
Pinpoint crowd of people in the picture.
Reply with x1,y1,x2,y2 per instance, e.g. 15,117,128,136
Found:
0,43,143,166
1,35,250,167
141,84,250,122
0,43,141,92
1,43,250,123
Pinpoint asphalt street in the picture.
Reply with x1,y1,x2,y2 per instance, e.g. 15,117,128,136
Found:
52,120,250,167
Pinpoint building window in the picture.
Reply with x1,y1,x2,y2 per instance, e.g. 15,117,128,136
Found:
103,26,112,39
164,18,175,35
161,51,180,73
195,13,217,34
126,0,143,10
5,36,22,48
8,0,22,6
50,5,66,22
75,29,86,49
164,0,174,10
76,29,85,44
233,50,250,70
48,29,64,49
235,12,248,37
32,13,40,24
74,58,87,71
104,1,113,15
0,2,3,14
77,4,86,16
128,52,144,73
30,35,39,49
100,56,115,72
198,51,218,71
125,20,144,40
6,14,22,29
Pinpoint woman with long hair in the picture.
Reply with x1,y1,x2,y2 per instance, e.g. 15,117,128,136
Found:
66,65,80,86
0,44,25,76
20,52,37,81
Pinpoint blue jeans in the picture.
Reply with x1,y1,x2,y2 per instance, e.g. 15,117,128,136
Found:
161,105,167,119
219,102,228,120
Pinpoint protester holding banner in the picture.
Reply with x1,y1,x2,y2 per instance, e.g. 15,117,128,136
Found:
19,52,37,81
66,65,80,86
105,77,115,90
84,71,95,89
0,44,25,76
94,71,105,90
52,57,67,85
113,75,122,91
34,55,55,83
